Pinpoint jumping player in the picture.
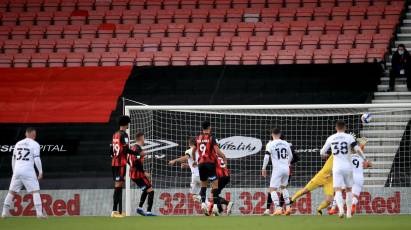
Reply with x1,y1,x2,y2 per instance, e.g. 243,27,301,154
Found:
196,121,226,216
128,132,157,216
2,128,45,219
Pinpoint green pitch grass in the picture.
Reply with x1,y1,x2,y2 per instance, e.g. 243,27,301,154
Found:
1,215,410,230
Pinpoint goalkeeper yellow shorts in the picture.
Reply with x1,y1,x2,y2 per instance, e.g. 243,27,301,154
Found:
304,178,334,197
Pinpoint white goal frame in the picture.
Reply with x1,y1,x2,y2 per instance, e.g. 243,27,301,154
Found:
124,103,411,216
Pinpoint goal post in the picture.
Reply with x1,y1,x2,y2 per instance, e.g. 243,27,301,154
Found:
124,103,411,216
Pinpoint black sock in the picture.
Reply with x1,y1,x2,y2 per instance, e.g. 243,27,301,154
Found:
279,193,285,208
220,197,229,205
147,191,154,212
139,190,148,208
200,187,207,203
113,187,121,211
266,192,272,209
118,188,123,214
212,189,220,206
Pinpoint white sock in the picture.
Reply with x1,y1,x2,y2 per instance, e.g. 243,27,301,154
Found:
352,196,358,205
2,193,14,216
331,199,337,209
335,191,344,215
282,189,290,207
270,191,280,209
33,192,43,217
346,191,352,216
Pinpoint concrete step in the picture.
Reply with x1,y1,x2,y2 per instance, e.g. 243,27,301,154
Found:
400,26,411,33
397,33,411,41
374,91,411,100
371,114,411,122
364,168,391,173
380,77,407,85
364,177,387,181
365,145,398,153
365,137,402,145
377,84,409,92
362,121,408,130
403,19,411,27
361,129,404,138
372,99,411,103
364,184,385,188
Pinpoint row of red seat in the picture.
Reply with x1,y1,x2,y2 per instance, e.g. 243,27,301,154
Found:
0,20,398,40
0,48,387,67
0,0,403,13
0,33,392,54
0,6,403,26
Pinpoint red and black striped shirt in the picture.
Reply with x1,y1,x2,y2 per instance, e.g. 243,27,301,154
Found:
128,145,145,180
216,156,229,178
196,133,218,165
111,130,129,167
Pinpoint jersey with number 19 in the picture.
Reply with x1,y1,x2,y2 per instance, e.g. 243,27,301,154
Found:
10,138,41,193
321,132,359,188
266,139,293,188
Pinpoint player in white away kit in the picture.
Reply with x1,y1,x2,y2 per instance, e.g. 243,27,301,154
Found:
320,121,366,219
1,128,45,218
262,128,293,216
351,154,372,214
169,137,202,203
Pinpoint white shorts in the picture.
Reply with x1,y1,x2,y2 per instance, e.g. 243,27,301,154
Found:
352,174,364,196
333,168,353,188
269,168,289,189
190,174,201,195
9,173,40,193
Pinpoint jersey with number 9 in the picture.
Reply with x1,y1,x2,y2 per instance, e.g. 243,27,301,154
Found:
196,134,218,165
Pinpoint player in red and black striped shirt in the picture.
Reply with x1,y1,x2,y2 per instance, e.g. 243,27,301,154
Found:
195,121,226,216
128,132,156,216
110,115,131,218
215,156,234,215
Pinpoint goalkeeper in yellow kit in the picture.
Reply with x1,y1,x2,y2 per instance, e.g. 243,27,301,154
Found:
290,155,334,215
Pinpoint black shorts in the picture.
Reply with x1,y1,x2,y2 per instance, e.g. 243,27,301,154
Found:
198,163,217,182
132,176,152,192
218,176,230,191
112,166,126,182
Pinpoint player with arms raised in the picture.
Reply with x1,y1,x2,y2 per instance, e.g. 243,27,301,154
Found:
262,128,293,216
320,120,366,218
128,132,156,216
110,115,131,218
169,137,202,203
196,121,226,216
2,128,45,219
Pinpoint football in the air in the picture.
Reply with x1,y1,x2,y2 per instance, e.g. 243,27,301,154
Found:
361,113,372,124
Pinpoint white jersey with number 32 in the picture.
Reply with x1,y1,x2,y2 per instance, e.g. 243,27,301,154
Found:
13,138,40,176
266,140,293,171
321,132,358,172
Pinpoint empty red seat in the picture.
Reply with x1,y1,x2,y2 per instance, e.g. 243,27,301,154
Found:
232,0,249,8
136,51,154,67
19,12,36,26
198,0,214,9
133,24,150,38
279,8,296,22
31,53,49,68
302,35,320,49
266,35,284,51
108,38,127,52
349,6,367,20
98,24,116,38
54,11,71,26
80,25,97,38
337,34,355,49
153,51,171,66
349,48,367,63
140,10,157,24
367,48,386,62
171,51,189,66
115,24,133,39
56,39,74,52
13,54,31,68
290,21,308,36
342,20,360,35
213,36,231,51
66,53,84,67
284,35,302,50
64,25,81,39
243,8,261,23
296,8,314,21
314,7,332,21
143,37,161,52
161,37,178,52
261,8,279,23
112,0,130,10
191,9,208,23
88,11,105,25
105,10,123,24
60,1,77,11
0,26,12,40
163,0,180,9
202,23,220,37
95,0,112,11
313,49,331,64
46,25,63,39
226,8,243,23
43,0,60,11
319,0,336,7
126,37,143,52
209,9,226,23
215,0,231,9
296,49,314,64
367,6,385,20
119,51,137,66
181,0,197,9
167,24,185,38
2,12,19,26
178,37,196,51
38,39,56,53
260,50,278,65
325,21,343,34
189,51,207,65
332,7,349,20
206,51,224,65
91,38,108,52
307,21,325,35
272,22,290,36
26,0,42,12
174,9,191,23
74,38,92,52
250,0,266,8
149,24,167,38
0,54,13,68
361,20,378,35
373,33,391,49
84,53,101,66
255,22,272,37
156,9,174,24
101,52,119,66
77,0,94,11
184,23,202,37
267,0,284,8
146,0,163,9
20,40,38,54
355,33,373,48
70,10,88,25
122,10,140,24
242,51,260,65
48,53,67,67
384,5,402,20
237,23,255,37
129,0,145,10
379,19,397,34
286,0,302,8
196,36,213,51
302,0,318,7
29,26,46,39
220,23,237,37
277,50,296,64
320,34,338,49
36,12,53,26
11,25,29,39
231,36,248,51
3,40,20,54
331,49,349,63
248,36,266,51
224,51,242,65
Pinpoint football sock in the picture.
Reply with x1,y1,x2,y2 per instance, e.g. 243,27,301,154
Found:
118,188,123,214
266,192,272,209
33,192,43,217
352,196,358,205
219,197,229,205
335,191,344,214
270,191,280,209
317,200,330,211
212,189,220,205
282,189,291,207
2,192,13,216
346,191,352,216
139,190,148,208
291,189,305,202
113,187,121,211
147,191,154,212
200,187,207,203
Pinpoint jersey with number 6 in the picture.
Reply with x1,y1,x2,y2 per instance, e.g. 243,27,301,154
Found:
196,134,218,165
112,130,129,167
13,138,40,176
266,140,293,171
321,132,358,172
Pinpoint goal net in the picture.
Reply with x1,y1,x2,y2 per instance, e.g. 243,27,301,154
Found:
124,104,411,216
